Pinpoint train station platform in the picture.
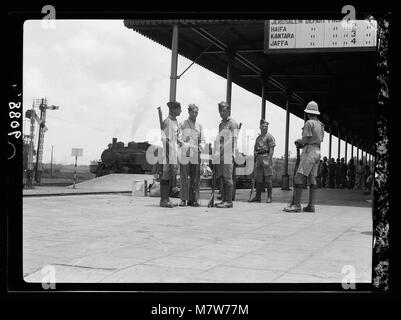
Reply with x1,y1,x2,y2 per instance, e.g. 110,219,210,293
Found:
23,173,155,197
23,187,372,284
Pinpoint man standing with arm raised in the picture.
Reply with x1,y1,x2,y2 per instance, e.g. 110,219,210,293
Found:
214,101,239,209
160,101,185,208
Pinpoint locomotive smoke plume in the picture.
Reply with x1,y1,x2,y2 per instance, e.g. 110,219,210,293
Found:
130,79,159,141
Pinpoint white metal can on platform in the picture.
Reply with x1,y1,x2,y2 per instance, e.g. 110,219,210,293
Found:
132,179,148,197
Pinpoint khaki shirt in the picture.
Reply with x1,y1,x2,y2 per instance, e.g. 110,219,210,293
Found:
180,119,206,157
162,114,183,163
217,116,239,159
301,120,324,146
254,132,276,157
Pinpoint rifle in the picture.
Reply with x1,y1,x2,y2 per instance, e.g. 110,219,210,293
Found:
207,143,215,207
289,143,301,205
232,122,242,201
248,126,264,202
157,106,164,179
208,122,242,207
157,106,163,130
248,156,256,201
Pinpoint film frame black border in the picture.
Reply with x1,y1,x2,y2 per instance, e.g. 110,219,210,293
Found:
5,5,395,299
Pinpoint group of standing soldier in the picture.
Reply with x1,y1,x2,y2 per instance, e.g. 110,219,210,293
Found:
159,100,241,208
159,99,326,213
317,155,373,191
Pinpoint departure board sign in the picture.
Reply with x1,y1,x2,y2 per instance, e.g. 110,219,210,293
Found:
264,19,377,53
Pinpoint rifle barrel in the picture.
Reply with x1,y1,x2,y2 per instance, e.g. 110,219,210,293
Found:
157,106,163,130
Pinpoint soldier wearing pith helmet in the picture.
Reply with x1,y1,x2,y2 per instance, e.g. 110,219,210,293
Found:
284,100,324,213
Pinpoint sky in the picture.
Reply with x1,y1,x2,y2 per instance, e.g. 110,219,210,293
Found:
23,20,360,165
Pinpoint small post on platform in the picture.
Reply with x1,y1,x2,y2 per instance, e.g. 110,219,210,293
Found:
73,155,77,189
71,148,83,189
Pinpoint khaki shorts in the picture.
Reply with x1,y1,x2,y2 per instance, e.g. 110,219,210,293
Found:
254,154,273,177
297,145,321,177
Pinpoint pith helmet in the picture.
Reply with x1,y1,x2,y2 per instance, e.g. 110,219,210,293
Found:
167,101,181,109
304,101,320,115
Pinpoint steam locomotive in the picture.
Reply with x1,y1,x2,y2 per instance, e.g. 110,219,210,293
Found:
90,138,157,177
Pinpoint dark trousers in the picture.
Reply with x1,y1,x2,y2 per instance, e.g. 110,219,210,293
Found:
217,163,234,203
321,173,328,187
180,163,200,202
328,175,335,188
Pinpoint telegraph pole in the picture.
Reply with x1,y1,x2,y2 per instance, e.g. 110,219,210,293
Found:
50,146,54,178
33,98,59,183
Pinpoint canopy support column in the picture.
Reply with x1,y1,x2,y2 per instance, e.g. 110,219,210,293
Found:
226,51,233,109
281,92,291,190
329,124,332,160
337,127,341,160
169,24,179,102
351,136,354,160
261,80,267,120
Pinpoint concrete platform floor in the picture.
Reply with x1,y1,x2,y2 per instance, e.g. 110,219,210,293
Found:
23,187,372,284
23,173,155,196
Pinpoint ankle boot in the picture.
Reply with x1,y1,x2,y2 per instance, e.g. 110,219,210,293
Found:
216,180,233,208
303,184,317,212
284,184,303,212
216,177,225,205
266,185,272,203
160,180,177,208
249,182,262,202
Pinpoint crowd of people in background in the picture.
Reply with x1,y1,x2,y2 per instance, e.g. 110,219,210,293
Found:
316,156,374,195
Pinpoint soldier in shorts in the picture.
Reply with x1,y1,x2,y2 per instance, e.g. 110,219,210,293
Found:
248,119,276,203
284,101,324,213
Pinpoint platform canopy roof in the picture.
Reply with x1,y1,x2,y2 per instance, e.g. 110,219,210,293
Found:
124,19,377,149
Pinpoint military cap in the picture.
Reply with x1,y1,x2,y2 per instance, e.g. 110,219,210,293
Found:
218,101,230,109
167,101,181,109
188,104,199,111
260,119,269,126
